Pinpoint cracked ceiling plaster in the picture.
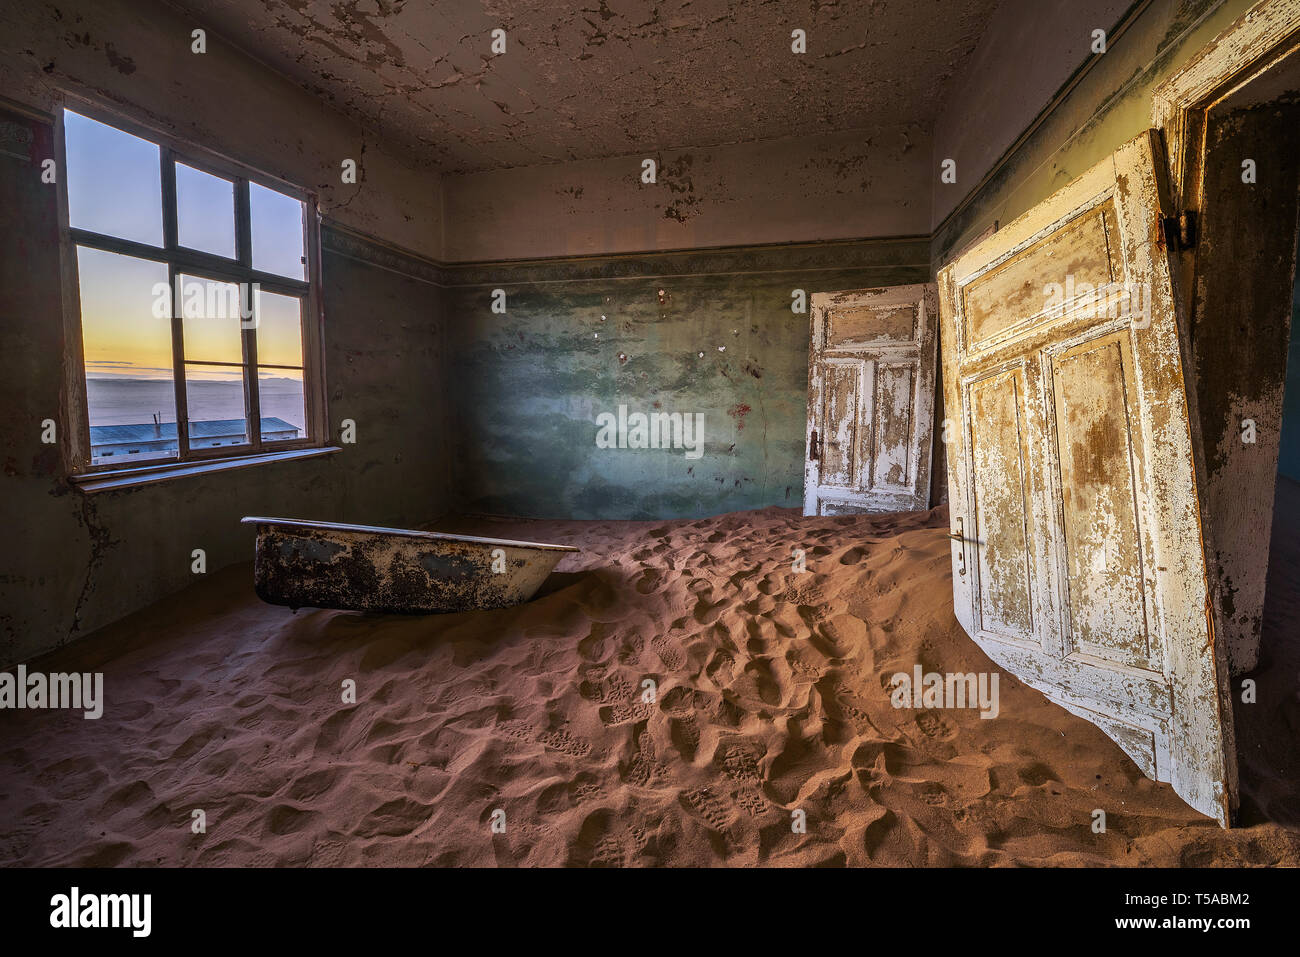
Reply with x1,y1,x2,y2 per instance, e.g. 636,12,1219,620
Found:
168,0,1003,174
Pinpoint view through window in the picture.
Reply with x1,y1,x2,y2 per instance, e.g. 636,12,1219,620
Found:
64,109,314,467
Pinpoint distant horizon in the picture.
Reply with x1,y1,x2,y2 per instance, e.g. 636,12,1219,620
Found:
86,373,303,381
86,375,306,432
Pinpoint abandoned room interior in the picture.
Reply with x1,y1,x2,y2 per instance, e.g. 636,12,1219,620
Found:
1,0,1299,869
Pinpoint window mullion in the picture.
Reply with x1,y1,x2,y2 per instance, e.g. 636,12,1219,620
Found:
236,179,261,450
160,148,178,251
244,285,262,452
161,148,193,462
168,262,191,462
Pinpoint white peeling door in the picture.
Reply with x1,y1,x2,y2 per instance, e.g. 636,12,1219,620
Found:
803,284,938,516
937,130,1238,825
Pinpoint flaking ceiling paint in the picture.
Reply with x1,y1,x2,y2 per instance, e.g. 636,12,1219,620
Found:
168,0,1002,173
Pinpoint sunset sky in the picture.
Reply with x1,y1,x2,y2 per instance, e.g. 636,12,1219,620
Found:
66,109,307,383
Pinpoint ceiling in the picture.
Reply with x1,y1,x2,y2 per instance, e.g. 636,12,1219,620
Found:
171,0,1003,174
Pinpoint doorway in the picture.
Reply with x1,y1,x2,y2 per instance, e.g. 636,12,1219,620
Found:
1156,0,1300,824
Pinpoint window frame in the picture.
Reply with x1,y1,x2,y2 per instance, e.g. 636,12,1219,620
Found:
56,96,328,476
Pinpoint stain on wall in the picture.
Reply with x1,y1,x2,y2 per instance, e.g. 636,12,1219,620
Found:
442,127,931,261
441,239,930,519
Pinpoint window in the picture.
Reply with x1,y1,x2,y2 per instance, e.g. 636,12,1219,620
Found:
61,107,322,472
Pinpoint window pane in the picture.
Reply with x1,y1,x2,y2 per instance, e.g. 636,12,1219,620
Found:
185,364,248,449
77,247,177,465
259,370,305,442
255,291,303,366
176,163,235,258
65,110,163,247
179,274,245,363
250,182,306,280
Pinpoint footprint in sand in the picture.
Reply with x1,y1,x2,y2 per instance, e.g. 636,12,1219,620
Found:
783,581,829,615
536,728,593,757
571,808,652,867
570,774,604,804
839,546,867,565
266,802,318,837
728,566,761,590
599,701,655,727
496,720,593,757
740,657,789,706
915,710,958,741
679,786,739,833
617,633,646,665
286,767,342,802
705,650,736,685
623,726,666,787
718,740,765,787
577,623,613,661
786,649,826,680
668,713,701,760
634,568,663,594
579,670,634,704
734,787,772,817
657,687,712,760
651,634,685,670
98,780,154,819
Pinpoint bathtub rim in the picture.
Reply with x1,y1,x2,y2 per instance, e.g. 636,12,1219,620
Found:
241,516,581,552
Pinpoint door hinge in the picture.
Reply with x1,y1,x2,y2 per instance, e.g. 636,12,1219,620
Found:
1162,211,1197,250
809,429,820,461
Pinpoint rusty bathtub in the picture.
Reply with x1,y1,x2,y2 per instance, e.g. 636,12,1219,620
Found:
241,517,579,614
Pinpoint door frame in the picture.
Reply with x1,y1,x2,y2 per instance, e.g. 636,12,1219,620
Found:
1152,0,1300,674
1153,0,1300,215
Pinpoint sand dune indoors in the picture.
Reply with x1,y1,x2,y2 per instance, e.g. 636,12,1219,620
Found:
2,490,1296,867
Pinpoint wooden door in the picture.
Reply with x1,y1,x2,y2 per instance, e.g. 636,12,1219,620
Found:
803,284,938,516
937,130,1239,825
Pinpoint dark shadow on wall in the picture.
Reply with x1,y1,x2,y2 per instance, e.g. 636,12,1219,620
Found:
1279,249,1300,483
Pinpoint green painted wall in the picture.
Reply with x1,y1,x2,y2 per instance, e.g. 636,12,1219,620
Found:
443,240,931,519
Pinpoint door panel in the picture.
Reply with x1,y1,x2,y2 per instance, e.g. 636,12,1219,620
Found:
871,363,916,490
938,130,1238,825
804,284,937,515
820,358,865,488
1050,334,1153,667
968,368,1036,640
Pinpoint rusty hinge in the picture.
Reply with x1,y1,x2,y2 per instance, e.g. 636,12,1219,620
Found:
809,429,820,461
1161,211,1197,250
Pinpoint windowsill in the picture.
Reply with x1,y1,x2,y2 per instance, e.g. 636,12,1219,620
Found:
70,446,343,493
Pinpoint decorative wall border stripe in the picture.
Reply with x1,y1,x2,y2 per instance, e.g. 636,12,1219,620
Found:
322,220,930,289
